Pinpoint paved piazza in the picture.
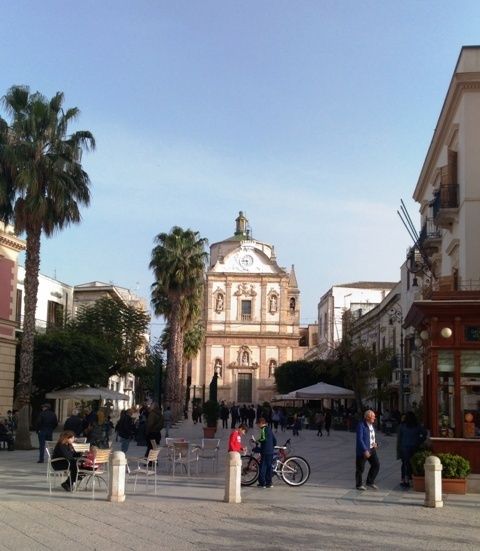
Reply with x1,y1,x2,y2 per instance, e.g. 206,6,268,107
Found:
0,422,479,550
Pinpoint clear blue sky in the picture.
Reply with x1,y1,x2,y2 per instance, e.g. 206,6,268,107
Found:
2,1,480,338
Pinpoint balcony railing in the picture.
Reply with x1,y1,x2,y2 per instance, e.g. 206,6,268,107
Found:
432,184,459,227
418,218,441,253
241,314,252,321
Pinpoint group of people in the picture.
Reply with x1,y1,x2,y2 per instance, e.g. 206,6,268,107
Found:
355,409,427,491
228,417,277,488
0,410,16,451
115,402,173,457
37,403,116,463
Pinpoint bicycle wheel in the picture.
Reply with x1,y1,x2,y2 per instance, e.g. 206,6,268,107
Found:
241,455,260,486
280,456,310,486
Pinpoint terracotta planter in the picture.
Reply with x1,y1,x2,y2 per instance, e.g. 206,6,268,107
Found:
203,426,217,438
412,475,425,492
441,478,467,495
411,475,467,494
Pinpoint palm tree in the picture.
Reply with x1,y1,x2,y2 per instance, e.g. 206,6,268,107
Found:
0,86,95,448
150,227,207,416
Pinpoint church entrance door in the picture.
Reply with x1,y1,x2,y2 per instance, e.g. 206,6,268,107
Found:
237,373,252,403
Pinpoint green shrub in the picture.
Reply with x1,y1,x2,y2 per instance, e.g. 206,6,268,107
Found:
410,450,471,478
202,400,220,427
410,449,432,476
437,453,471,479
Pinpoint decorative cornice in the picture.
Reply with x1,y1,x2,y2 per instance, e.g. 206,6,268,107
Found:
227,362,259,370
0,234,26,252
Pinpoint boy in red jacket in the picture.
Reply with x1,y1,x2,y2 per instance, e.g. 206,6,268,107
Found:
228,423,248,453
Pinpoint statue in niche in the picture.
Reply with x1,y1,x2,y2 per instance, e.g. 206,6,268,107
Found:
269,359,277,377
214,358,223,377
241,351,249,366
269,294,278,313
215,293,224,313
289,297,296,312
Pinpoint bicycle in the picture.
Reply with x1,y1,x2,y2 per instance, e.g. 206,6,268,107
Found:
241,437,310,487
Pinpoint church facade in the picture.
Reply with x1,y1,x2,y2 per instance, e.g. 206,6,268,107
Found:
191,212,302,404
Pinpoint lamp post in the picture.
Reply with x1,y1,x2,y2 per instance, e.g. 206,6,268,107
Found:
389,306,405,413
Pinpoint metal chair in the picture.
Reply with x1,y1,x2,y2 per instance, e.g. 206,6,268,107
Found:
127,449,160,494
197,438,220,473
76,448,111,498
45,445,71,494
171,442,199,477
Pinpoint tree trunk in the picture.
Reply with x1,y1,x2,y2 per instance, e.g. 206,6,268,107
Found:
15,226,42,449
165,300,184,420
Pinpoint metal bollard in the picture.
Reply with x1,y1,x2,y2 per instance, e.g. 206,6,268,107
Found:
108,451,127,503
224,451,242,503
424,455,443,508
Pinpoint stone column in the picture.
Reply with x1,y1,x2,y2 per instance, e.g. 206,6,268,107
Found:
224,451,242,503
108,451,127,502
424,455,443,508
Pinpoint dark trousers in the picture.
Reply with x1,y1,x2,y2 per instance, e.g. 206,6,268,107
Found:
355,449,380,487
52,458,78,488
258,453,273,487
145,431,161,457
400,446,416,481
231,418,237,429
38,430,53,462
222,418,228,429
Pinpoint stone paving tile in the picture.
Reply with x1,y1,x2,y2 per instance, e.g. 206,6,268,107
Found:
0,423,479,550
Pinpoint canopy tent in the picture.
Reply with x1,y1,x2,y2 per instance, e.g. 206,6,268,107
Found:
45,386,130,401
273,382,355,402
293,381,355,400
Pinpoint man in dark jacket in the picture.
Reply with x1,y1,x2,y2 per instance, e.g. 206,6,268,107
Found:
63,409,83,437
145,402,163,457
36,403,58,463
257,417,277,488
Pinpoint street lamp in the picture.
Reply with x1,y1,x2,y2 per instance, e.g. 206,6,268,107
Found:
389,305,405,413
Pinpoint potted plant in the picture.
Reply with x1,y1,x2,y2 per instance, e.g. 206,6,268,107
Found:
410,450,471,494
202,400,220,438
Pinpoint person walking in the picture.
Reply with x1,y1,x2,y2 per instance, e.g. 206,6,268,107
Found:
145,402,163,457
315,411,325,437
116,409,135,454
397,411,427,488
324,409,332,436
220,401,229,429
163,406,173,437
355,409,380,491
256,417,276,488
230,403,239,429
36,403,58,463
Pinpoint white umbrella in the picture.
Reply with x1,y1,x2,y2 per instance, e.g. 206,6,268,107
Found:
45,386,130,401
292,381,355,400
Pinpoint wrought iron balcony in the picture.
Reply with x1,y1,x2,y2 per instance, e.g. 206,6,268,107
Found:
432,184,459,227
418,218,441,255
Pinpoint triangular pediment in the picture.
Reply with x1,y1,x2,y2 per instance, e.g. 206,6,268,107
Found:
211,244,283,274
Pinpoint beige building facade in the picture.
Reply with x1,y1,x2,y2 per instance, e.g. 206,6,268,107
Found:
191,212,303,404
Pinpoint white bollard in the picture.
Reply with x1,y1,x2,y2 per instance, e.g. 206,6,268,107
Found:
108,451,127,503
224,451,242,503
424,455,443,508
